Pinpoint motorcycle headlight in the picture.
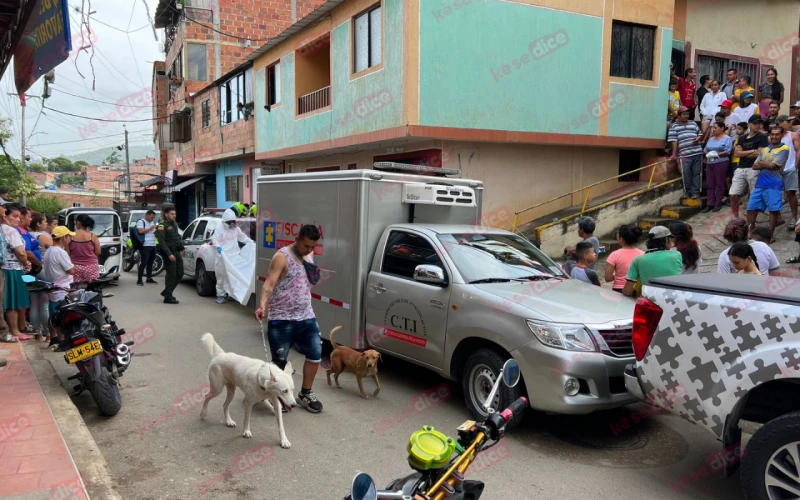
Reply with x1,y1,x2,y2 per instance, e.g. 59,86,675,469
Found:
108,246,119,255
526,319,597,352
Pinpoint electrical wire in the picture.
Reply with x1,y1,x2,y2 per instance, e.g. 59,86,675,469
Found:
166,3,276,42
43,105,165,122
86,15,151,34
52,87,187,109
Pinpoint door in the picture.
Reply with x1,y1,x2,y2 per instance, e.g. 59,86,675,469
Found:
364,230,451,369
181,220,200,275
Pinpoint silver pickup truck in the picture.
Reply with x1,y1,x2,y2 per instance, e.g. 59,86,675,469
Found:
625,274,800,500
257,166,638,424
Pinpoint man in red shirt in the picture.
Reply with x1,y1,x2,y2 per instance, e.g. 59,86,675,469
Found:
678,68,698,121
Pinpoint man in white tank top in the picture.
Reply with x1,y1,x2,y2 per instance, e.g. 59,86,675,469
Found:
778,116,800,228
255,225,323,413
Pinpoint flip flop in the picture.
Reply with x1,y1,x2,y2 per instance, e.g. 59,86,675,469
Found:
16,334,33,340
788,257,800,264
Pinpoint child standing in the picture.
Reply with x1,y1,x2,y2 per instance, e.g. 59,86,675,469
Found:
668,79,680,122
570,242,601,286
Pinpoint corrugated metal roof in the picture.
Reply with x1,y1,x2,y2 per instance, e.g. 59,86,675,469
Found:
246,0,343,62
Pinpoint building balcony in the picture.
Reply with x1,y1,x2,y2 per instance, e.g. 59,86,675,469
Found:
298,86,330,115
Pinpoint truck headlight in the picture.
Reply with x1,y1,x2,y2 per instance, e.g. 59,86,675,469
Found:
108,246,119,255
526,320,597,352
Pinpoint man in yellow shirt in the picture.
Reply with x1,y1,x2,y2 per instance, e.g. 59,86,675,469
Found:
732,76,755,111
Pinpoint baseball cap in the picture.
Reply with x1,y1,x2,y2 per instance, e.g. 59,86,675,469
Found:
52,227,76,238
791,101,800,108
678,106,690,114
748,114,763,124
649,225,672,239
777,115,791,123
741,92,754,99
721,100,733,107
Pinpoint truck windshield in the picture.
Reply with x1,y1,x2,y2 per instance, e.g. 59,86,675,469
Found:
438,233,566,283
128,211,160,227
86,214,121,237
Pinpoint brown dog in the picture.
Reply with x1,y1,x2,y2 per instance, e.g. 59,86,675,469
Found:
326,326,381,399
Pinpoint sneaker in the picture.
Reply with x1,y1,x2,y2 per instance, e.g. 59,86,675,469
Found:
146,279,157,284
215,296,225,304
163,296,179,304
789,219,798,230
297,390,323,413
702,206,713,213
711,205,721,212
137,280,144,286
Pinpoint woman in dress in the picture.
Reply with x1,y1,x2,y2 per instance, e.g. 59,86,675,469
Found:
70,214,101,284
703,121,734,212
758,68,785,117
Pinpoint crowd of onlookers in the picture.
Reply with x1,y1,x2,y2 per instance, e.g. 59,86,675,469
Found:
0,190,100,350
564,213,781,296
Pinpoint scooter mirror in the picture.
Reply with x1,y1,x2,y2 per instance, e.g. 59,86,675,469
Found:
350,472,377,500
21,275,36,283
502,359,521,388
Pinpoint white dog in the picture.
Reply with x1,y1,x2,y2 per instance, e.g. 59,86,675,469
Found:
199,333,296,448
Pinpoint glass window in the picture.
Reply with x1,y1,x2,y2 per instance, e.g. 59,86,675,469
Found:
86,214,121,237
219,69,251,124
437,233,566,283
194,220,208,241
267,63,281,106
183,221,198,241
187,43,207,81
610,21,655,80
354,5,381,73
245,67,254,104
201,99,210,128
381,231,445,280
205,220,218,239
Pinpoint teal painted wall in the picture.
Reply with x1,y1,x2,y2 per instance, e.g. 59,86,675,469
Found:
256,0,403,155
216,160,243,208
419,1,603,135
607,28,673,139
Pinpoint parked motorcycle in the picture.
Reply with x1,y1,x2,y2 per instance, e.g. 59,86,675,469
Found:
24,274,133,416
123,239,165,276
344,360,527,500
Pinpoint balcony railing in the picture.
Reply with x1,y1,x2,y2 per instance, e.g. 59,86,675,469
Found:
298,86,330,115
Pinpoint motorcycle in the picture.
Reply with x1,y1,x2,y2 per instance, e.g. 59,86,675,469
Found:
123,239,165,276
23,273,134,416
345,360,527,500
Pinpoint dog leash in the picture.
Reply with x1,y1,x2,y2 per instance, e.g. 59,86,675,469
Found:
259,320,271,362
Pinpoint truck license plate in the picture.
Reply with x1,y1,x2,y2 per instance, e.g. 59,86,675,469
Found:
65,340,102,364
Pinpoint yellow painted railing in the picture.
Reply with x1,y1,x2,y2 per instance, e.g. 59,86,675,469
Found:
511,155,685,233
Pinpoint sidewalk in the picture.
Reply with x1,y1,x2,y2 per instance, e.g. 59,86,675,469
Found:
0,342,89,499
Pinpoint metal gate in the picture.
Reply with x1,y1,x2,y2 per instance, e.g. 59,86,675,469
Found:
697,55,759,86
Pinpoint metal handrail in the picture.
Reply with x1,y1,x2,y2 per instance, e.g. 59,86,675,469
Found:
510,152,704,232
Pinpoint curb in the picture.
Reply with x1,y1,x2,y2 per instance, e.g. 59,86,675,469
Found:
23,343,123,500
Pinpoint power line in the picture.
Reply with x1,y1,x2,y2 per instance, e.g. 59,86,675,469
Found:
43,105,164,122
52,87,186,109
166,3,276,42
87,15,151,34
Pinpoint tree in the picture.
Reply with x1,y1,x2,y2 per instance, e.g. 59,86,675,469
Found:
26,162,45,173
56,174,84,186
103,150,121,165
28,194,65,214
0,118,38,200
46,156,78,172
74,160,89,168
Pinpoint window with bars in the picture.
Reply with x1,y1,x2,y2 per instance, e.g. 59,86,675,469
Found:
169,112,191,143
610,21,656,80
354,5,381,73
267,63,281,107
201,100,210,128
696,55,759,88
225,176,242,202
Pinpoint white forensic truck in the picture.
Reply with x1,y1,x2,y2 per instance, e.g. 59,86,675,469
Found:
255,165,638,423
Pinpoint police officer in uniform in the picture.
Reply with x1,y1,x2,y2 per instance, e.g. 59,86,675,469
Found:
156,206,184,304
231,201,247,217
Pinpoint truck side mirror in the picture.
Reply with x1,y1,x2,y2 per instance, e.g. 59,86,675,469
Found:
414,265,447,285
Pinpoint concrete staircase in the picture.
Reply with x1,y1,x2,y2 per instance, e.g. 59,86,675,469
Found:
637,196,707,231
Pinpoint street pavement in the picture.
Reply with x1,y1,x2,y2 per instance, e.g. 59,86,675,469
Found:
38,271,749,500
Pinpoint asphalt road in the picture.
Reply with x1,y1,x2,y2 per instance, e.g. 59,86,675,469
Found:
43,272,746,500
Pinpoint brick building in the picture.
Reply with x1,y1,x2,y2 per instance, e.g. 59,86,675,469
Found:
151,0,326,220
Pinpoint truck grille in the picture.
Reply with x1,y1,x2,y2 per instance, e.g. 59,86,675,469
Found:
598,326,633,357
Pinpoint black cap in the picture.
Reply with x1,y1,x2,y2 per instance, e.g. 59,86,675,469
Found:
0,186,8,194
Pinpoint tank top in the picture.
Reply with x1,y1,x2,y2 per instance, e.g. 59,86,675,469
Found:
268,246,315,321
783,131,797,173
70,238,98,266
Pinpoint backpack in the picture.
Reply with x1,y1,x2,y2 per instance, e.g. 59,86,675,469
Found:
129,220,145,250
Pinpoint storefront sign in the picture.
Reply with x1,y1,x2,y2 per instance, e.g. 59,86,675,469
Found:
14,0,72,94
261,161,282,175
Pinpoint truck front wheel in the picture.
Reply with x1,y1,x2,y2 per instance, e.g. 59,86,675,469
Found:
741,411,800,500
461,348,525,429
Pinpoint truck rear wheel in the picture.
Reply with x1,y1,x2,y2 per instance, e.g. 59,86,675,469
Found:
461,348,525,429
741,411,800,500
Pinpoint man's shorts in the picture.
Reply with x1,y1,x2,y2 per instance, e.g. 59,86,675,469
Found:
730,168,759,196
783,169,799,192
747,187,784,212
267,318,322,368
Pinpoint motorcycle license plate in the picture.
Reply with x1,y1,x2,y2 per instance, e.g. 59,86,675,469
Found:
65,340,102,364
457,420,477,432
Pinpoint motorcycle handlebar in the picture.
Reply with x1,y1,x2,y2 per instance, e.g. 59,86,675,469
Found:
499,397,529,423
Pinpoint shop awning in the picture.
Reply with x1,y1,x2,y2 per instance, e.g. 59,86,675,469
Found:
170,176,208,192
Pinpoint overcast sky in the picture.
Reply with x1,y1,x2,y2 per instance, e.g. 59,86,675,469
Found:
0,0,162,162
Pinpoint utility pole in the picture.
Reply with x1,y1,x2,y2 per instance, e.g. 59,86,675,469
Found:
123,125,132,200
20,95,26,206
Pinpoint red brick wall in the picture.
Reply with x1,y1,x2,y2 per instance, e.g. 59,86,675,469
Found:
38,192,114,208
